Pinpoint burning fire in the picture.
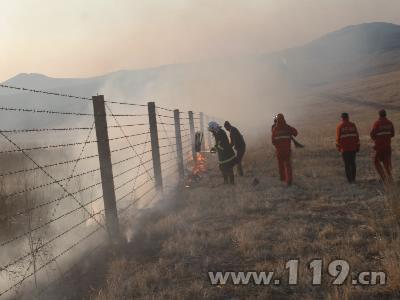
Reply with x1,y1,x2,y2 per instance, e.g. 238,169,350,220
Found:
186,152,207,185
192,152,207,175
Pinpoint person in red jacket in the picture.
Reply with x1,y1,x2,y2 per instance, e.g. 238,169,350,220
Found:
336,113,360,183
271,113,298,186
370,109,395,183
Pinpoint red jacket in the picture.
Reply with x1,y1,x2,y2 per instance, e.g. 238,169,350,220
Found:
336,120,360,152
272,121,298,154
370,117,395,151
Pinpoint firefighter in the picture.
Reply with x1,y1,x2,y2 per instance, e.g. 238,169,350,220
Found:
224,121,246,176
272,115,304,148
336,113,360,183
271,114,298,186
370,109,395,183
208,121,237,184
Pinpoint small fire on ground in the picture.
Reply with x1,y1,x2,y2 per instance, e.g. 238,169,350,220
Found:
186,152,207,186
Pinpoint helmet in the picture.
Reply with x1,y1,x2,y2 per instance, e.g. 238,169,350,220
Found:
208,121,221,133
276,113,285,122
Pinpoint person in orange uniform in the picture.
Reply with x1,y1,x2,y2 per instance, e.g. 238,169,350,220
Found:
336,113,360,183
370,109,395,183
271,113,298,186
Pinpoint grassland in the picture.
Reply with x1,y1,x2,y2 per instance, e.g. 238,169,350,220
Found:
85,92,400,299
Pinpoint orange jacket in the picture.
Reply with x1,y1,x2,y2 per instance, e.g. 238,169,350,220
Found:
336,120,360,152
370,117,394,151
272,121,298,154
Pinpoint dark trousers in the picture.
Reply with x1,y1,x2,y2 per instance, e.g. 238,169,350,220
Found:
342,151,357,183
374,148,392,183
219,160,236,185
236,145,246,176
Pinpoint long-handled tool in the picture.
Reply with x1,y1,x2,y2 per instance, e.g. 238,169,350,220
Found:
199,150,216,153
291,137,304,148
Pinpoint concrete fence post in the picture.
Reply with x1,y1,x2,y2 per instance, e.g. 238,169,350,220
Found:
205,114,212,150
147,102,163,190
92,95,120,243
188,111,196,160
199,112,205,151
173,109,185,178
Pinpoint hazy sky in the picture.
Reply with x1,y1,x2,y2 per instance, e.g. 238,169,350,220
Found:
1,0,400,81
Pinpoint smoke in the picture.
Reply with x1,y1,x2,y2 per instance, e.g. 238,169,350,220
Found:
97,57,314,147
3,0,400,81
3,2,400,141
2,1,400,297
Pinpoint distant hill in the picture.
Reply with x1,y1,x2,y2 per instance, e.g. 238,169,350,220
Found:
1,22,400,127
263,22,400,85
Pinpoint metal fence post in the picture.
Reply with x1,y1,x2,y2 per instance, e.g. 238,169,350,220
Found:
188,111,196,160
199,112,205,151
147,102,163,190
174,109,185,178
92,95,120,243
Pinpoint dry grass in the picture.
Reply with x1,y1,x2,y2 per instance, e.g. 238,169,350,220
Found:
88,103,400,299
0,149,107,299
325,69,400,105
0,153,48,238
25,75,391,299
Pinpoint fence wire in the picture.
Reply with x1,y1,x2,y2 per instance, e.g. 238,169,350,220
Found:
0,84,212,298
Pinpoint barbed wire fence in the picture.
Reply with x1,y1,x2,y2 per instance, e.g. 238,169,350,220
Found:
0,84,218,299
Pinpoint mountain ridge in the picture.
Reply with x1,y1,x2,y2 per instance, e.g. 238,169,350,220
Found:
1,21,400,126
3,22,400,88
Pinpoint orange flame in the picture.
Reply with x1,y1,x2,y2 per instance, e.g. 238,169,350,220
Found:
186,152,207,185
192,152,207,176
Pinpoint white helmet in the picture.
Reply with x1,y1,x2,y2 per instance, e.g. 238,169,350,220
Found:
208,121,221,133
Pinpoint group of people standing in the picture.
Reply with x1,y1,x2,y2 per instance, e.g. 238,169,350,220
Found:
336,109,395,184
207,121,246,184
208,109,395,186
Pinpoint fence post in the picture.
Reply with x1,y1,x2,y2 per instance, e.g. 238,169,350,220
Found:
147,102,163,190
188,111,196,160
174,109,185,178
92,95,120,243
205,114,212,150
199,112,205,151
